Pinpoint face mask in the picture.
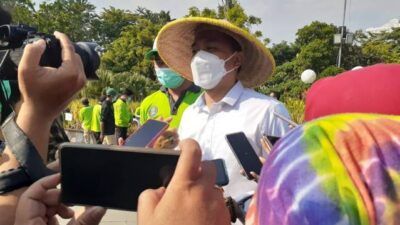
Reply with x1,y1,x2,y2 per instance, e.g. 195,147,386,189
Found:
155,68,185,89
190,50,237,90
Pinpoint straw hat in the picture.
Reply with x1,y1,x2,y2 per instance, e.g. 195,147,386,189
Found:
156,17,276,88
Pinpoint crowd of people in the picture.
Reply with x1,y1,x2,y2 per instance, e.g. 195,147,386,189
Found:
0,6,400,225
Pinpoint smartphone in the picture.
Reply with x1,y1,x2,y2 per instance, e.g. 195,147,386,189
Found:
225,132,263,180
213,159,229,186
60,143,179,211
266,135,280,146
60,143,229,211
124,119,168,147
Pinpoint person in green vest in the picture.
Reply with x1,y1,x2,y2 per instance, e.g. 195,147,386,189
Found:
139,38,202,129
78,98,93,144
114,89,133,141
91,95,105,144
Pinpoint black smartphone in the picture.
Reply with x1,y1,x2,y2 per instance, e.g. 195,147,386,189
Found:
124,119,168,147
266,135,280,146
213,159,229,186
60,143,179,211
225,132,263,180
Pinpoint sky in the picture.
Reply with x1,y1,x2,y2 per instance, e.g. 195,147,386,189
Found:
32,0,400,44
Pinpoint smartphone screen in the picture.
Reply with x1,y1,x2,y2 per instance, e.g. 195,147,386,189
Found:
124,119,168,147
213,159,229,186
60,143,179,211
226,132,263,179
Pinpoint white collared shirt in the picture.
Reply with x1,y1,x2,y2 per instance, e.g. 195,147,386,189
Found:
178,81,291,200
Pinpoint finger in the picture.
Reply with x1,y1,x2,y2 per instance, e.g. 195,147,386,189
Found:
198,161,217,187
47,160,60,171
250,172,259,182
240,169,246,177
69,207,106,225
164,117,173,123
18,39,46,73
259,156,266,164
138,187,165,223
54,31,75,62
174,139,202,182
56,204,75,219
260,138,272,154
42,189,61,206
23,173,61,201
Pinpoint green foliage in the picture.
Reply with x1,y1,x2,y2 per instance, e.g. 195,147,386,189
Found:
101,9,171,78
33,0,97,42
185,1,265,39
270,41,299,66
319,66,345,78
90,7,138,46
296,39,336,73
295,21,337,46
284,98,305,124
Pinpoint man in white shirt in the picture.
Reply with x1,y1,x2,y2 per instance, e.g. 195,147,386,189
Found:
156,18,291,206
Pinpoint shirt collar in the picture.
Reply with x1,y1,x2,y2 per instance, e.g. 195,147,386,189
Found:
193,81,244,111
160,83,201,93
220,81,244,107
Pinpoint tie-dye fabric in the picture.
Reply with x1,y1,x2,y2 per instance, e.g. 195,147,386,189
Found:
246,114,400,225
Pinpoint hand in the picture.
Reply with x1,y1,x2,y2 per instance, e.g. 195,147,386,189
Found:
17,32,86,123
152,128,179,149
14,174,106,225
99,133,104,143
138,139,231,225
240,156,266,182
118,137,125,146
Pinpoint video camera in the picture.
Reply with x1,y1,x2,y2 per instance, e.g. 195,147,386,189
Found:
0,24,101,80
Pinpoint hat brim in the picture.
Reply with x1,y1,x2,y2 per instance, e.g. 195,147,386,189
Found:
156,17,276,88
145,49,158,60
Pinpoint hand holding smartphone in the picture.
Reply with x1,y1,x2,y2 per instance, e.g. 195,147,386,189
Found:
124,119,169,147
226,132,263,180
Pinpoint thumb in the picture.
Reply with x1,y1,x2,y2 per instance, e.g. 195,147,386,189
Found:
172,139,202,182
138,187,165,223
18,39,46,74
68,207,106,225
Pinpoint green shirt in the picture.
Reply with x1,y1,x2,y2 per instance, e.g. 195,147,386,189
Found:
79,106,93,131
91,104,102,132
139,85,202,129
114,98,132,127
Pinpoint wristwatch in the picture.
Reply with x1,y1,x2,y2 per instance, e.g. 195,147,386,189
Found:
0,112,55,194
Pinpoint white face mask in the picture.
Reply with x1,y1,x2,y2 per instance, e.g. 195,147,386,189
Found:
190,50,237,90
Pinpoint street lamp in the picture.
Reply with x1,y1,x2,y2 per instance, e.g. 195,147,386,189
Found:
334,0,354,68
301,69,317,84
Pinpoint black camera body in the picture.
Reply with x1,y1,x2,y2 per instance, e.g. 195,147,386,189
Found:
0,24,100,80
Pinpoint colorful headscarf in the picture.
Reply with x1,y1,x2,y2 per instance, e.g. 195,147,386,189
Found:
246,114,400,225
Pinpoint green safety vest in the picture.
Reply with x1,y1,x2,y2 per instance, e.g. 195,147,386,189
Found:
113,98,132,127
139,85,202,129
91,104,102,132
79,106,93,131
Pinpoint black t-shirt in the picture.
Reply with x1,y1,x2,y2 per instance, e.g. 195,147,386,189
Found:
101,99,115,135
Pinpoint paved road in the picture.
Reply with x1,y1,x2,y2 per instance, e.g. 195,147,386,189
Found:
58,207,137,225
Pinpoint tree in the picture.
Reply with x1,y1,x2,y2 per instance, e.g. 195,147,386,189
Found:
295,21,337,47
270,41,299,66
185,1,267,41
0,0,35,25
101,8,171,79
296,39,336,73
90,7,138,46
319,65,345,78
33,0,97,42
